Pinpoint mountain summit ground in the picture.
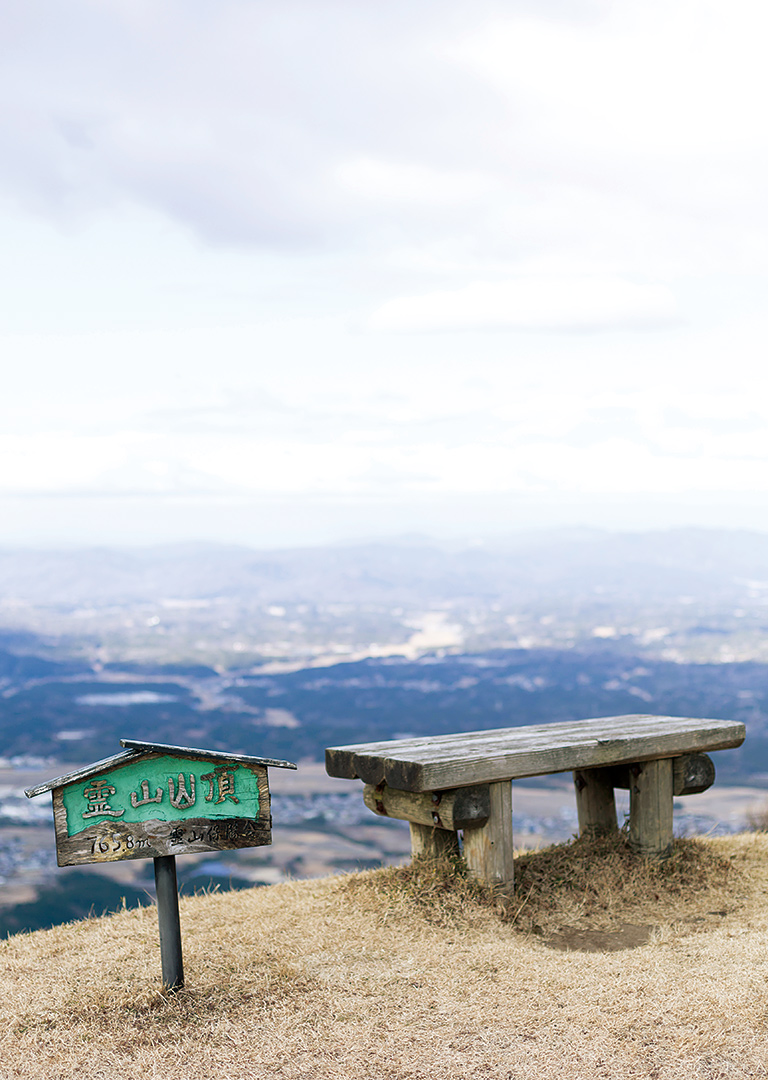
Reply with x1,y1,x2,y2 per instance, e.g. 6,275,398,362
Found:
1,833,767,1080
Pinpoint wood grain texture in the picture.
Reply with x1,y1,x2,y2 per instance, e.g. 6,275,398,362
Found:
573,768,618,836
462,781,514,887
362,783,490,831
672,753,716,796
628,758,674,857
325,716,744,792
409,822,460,860
605,753,715,797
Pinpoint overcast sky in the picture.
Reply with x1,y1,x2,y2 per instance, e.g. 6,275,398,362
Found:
1,0,767,547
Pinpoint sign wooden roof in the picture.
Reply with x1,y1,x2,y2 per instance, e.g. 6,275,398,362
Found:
25,739,296,798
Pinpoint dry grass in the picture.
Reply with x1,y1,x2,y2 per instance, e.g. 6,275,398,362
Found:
510,831,738,934
340,848,498,927
344,831,738,937
1,834,768,1079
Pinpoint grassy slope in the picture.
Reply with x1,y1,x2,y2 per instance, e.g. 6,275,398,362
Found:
1,834,768,1080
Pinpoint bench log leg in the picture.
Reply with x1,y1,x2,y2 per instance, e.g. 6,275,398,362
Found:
628,758,674,857
462,780,514,888
409,822,460,860
573,768,618,837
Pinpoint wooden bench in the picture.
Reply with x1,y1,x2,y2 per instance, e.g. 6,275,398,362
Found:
325,714,745,887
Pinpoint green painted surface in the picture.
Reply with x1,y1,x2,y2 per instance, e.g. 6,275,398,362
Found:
61,754,261,838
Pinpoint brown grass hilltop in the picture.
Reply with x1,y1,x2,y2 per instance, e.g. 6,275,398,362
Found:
2,833,768,1080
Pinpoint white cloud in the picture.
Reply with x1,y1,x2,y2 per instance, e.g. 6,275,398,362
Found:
369,276,679,332
334,158,496,206
453,7,768,157
0,433,131,491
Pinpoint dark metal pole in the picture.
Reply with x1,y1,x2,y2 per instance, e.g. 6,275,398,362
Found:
154,854,184,990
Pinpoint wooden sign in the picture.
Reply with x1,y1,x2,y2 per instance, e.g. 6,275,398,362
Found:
26,739,297,991
26,739,296,867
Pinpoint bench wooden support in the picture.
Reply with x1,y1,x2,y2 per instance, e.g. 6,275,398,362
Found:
599,753,716,798
408,822,461,860
628,757,674,857
362,782,490,832
573,768,619,836
672,753,716,797
462,781,515,887
574,758,680,855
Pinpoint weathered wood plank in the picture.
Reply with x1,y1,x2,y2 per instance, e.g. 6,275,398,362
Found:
462,781,514,887
327,716,738,767
326,716,744,792
628,758,674,857
329,728,592,780
53,807,272,866
362,782,490,830
343,715,739,751
328,722,618,777
573,768,618,836
409,822,460,860
328,716,741,765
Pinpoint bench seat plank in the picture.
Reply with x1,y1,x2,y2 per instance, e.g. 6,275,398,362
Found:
325,715,745,792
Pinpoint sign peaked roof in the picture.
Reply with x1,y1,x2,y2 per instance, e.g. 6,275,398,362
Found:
25,740,296,798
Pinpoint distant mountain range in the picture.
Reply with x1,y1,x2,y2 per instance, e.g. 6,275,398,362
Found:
1,527,767,605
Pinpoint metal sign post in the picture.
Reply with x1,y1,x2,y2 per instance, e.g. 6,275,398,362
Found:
154,854,184,990
26,739,296,991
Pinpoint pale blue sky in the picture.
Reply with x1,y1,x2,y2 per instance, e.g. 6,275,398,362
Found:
1,0,767,546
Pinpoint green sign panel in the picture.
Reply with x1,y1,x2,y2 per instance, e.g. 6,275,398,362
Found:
62,754,260,836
